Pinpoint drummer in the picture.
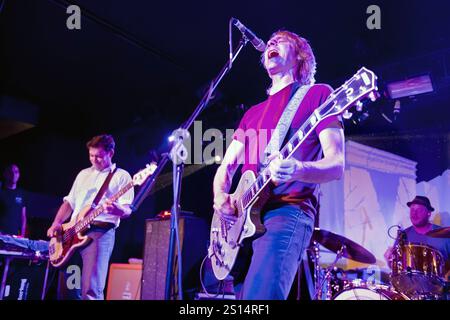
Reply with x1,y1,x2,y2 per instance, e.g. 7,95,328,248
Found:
384,196,449,275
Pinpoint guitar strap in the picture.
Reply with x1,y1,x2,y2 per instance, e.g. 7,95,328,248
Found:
260,83,312,170
90,167,117,209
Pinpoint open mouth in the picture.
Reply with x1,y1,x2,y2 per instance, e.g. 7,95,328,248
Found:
268,49,279,59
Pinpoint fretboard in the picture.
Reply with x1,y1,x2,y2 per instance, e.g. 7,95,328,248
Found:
74,181,134,233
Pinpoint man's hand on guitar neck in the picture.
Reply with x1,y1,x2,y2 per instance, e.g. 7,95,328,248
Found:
213,193,237,223
269,156,301,186
102,199,132,218
264,151,300,186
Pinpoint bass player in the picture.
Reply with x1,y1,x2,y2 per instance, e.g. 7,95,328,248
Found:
47,134,134,300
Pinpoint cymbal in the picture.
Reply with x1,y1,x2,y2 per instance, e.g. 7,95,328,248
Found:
312,228,376,264
426,226,450,238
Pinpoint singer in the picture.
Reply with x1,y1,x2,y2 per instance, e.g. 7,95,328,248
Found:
213,30,345,299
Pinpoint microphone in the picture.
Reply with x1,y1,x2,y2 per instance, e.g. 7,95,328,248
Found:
397,226,407,244
231,18,266,52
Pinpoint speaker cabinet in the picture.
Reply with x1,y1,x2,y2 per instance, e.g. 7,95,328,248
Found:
106,263,142,300
141,215,208,300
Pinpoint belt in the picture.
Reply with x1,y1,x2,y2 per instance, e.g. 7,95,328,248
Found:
90,221,116,230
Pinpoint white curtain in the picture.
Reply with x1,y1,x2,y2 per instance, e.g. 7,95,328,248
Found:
319,140,418,273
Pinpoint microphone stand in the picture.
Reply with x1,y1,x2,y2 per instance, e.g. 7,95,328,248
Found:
165,128,189,300
132,35,250,300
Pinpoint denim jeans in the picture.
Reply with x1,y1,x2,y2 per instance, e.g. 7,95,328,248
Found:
57,227,115,300
237,205,314,300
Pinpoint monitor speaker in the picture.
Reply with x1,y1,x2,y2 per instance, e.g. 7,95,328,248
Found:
141,215,208,300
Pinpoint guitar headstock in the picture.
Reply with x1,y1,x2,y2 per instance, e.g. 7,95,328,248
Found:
132,162,158,186
320,67,379,119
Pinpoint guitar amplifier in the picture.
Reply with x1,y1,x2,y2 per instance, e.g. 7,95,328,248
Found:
106,263,142,300
141,215,209,300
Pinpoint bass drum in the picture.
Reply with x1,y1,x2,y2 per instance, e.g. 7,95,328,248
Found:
333,285,409,300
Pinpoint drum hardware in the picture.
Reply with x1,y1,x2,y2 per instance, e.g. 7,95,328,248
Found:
309,228,377,300
425,226,450,238
310,242,347,300
312,228,376,264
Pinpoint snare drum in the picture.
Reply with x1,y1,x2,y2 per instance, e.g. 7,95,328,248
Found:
391,243,445,296
333,285,409,300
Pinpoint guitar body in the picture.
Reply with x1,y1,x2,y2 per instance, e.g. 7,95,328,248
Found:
49,206,92,268
209,170,269,280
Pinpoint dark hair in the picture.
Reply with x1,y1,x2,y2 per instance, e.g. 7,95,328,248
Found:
86,134,115,152
2,163,19,176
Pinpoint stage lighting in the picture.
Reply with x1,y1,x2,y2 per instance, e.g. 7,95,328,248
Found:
386,75,433,99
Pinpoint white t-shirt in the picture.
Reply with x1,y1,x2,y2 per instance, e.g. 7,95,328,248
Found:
63,163,134,227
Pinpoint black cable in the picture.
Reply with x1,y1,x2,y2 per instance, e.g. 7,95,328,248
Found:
198,255,222,299
45,0,186,72
387,224,401,240
41,266,58,300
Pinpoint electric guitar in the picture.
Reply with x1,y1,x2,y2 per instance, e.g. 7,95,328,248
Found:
208,67,379,280
49,163,157,267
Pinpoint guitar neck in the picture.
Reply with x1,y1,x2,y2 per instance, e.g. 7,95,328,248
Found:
75,181,134,232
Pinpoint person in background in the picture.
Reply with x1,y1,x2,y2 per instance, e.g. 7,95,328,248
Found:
0,164,27,236
384,195,449,277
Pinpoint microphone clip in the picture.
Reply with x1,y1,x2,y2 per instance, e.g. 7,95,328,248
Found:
396,226,407,245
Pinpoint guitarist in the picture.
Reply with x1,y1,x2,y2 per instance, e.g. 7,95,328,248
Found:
213,30,345,299
46,134,134,300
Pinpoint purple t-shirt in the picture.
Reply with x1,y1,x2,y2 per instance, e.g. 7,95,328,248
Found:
233,83,342,217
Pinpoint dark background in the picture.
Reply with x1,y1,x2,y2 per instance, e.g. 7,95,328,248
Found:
1,0,449,266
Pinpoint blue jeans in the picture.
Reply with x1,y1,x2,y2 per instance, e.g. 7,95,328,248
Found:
237,205,314,300
57,227,115,300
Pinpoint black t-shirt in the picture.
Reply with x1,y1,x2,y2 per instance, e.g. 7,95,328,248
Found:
0,187,27,235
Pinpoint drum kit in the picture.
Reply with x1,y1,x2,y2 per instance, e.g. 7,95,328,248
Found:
308,227,449,300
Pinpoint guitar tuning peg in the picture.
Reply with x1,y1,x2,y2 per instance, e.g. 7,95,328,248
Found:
356,101,363,112
369,92,378,102
342,110,353,119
